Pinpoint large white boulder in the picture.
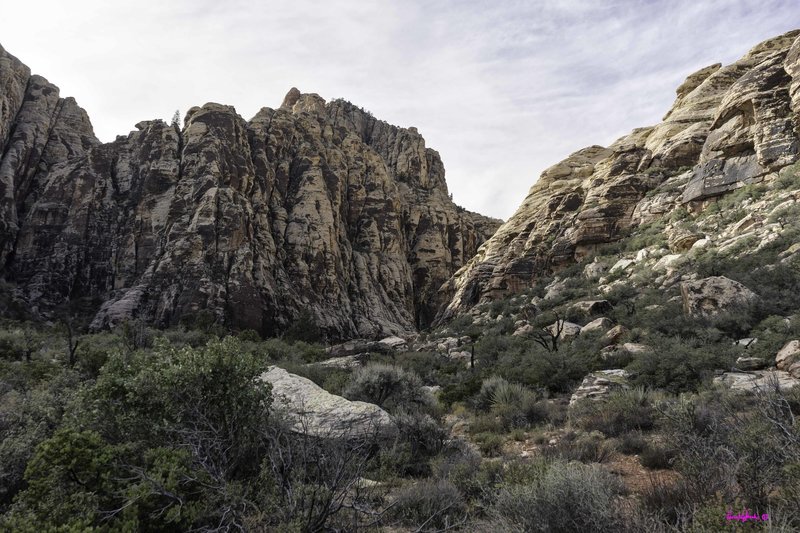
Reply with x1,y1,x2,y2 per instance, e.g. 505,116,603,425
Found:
260,366,396,439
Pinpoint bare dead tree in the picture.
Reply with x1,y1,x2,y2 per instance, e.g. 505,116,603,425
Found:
60,318,81,368
531,312,563,353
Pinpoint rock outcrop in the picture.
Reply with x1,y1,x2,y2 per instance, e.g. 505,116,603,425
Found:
260,366,395,438
0,43,500,339
776,340,800,378
680,276,759,317
0,44,99,266
714,370,800,391
569,369,630,406
438,30,800,320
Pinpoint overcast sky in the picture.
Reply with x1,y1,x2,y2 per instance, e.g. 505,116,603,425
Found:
2,1,799,219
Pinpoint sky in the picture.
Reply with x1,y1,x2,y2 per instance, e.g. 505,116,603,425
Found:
2,1,799,220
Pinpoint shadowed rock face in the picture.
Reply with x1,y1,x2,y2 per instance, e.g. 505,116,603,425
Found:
0,44,500,340
438,30,800,321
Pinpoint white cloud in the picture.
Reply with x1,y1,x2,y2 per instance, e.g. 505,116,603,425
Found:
1,0,798,219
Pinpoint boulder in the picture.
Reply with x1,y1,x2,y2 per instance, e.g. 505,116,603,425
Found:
543,279,568,301
569,369,630,406
603,325,630,345
583,259,609,280
600,343,651,363
652,254,683,272
735,356,768,371
622,343,652,354
312,354,366,370
260,367,396,438
436,337,460,353
668,229,704,252
610,259,636,274
680,276,758,317
735,338,758,348
326,339,387,358
378,336,408,351
570,300,613,316
581,317,614,334
546,320,582,340
512,324,535,337
714,370,800,391
776,340,800,378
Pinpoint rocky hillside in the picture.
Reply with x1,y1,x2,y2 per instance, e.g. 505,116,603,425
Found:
0,45,499,340
438,30,800,321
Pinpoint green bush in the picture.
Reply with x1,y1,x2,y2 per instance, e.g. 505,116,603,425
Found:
570,387,655,436
389,479,466,531
474,432,505,457
381,410,448,477
616,431,647,455
540,433,614,464
343,363,431,414
639,442,677,470
658,387,800,513
627,336,732,393
487,461,626,532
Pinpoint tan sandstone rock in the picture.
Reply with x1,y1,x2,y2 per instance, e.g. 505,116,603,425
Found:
680,276,758,317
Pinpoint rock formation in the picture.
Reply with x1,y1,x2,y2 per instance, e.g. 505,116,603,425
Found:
0,44,500,339
680,276,759,317
260,366,396,438
438,30,800,320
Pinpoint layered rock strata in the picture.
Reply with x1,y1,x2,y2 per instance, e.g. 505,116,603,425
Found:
0,44,499,339
439,30,800,320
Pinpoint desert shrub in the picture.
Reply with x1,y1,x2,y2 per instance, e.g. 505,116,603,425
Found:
473,375,510,411
497,345,592,394
487,461,626,532
489,381,546,430
570,387,655,436
160,327,212,348
0,369,82,509
283,309,323,343
658,386,800,513
637,474,693,528
392,350,464,385
469,413,506,435
449,459,505,503
772,162,800,190
474,432,505,457
639,442,678,469
627,335,732,393
389,479,466,531
75,331,124,377
4,337,274,531
509,428,527,441
235,328,262,342
343,363,431,413
616,431,647,455
0,325,45,362
380,410,448,477
447,313,474,335
540,433,613,464
439,375,482,407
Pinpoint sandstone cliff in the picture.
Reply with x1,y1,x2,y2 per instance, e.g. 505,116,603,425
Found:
0,45,499,339
438,30,800,321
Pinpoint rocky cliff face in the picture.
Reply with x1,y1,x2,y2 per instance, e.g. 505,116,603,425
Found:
0,46,499,339
438,30,800,320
